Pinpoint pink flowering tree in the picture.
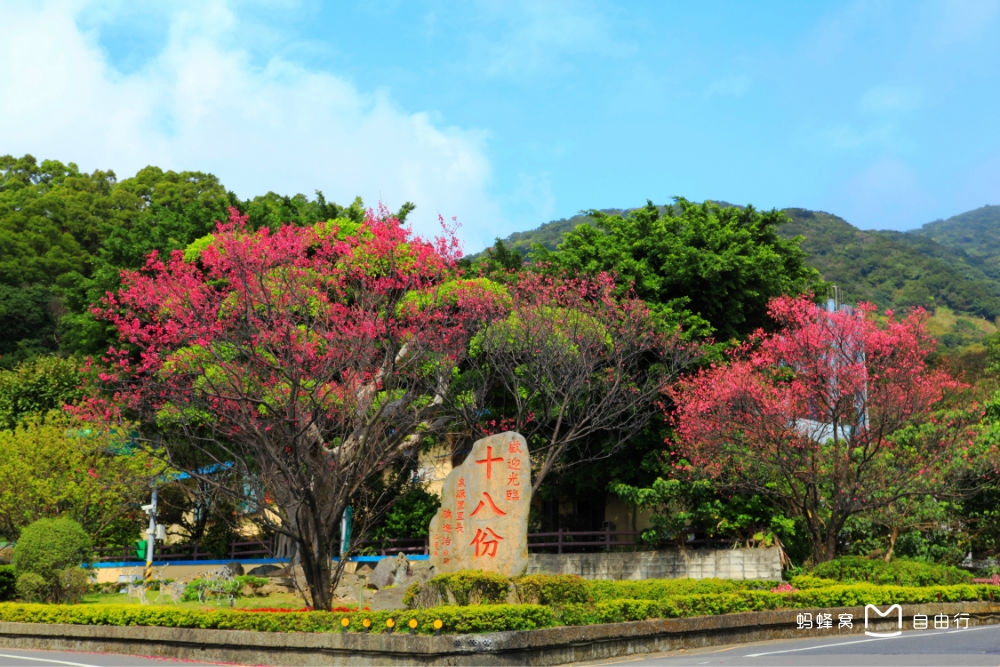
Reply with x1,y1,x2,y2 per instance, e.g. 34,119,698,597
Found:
92,208,501,608
453,271,700,492
671,295,976,563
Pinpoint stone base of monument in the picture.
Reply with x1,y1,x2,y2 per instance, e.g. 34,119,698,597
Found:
331,559,433,611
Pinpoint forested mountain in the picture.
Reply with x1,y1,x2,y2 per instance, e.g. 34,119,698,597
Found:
487,203,1000,327
778,208,1000,320
912,205,1000,268
3,150,998,364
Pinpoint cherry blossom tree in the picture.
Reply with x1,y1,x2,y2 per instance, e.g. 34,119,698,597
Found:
671,295,977,562
92,208,500,608
453,271,700,492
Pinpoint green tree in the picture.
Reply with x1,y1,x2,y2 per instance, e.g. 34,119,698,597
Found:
12,517,92,603
542,199,822,341
0,415,163,544
0,355,85,430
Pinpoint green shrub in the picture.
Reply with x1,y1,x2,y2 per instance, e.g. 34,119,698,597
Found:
514,574,591,605
181,575,268,602
15,573,47,603
0,583,994,632
56,568,90,604
0,565,14,601
12,517,93,603
586,578,777,602
0,602,554,634
427,570,511,606
788,574,840,589
808,556,972,587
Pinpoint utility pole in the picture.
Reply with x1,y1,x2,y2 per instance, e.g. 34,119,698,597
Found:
141,487,158,585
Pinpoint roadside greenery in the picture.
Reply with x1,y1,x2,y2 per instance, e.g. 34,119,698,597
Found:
804,556,972,587
0,578,996,634
12,518,93,603
7,150,1000,578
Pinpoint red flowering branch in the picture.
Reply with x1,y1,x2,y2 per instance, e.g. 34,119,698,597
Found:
671,295,977,562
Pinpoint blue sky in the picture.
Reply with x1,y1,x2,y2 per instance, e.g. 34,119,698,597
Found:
2,0,999,252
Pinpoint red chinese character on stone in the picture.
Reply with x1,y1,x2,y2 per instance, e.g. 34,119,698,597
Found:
470,527,504,557
507,471,520,486
476,445,504,480
471,491,506,517
442,509,452,519
507,457,521,470
509,440,522,454
506,489,520,502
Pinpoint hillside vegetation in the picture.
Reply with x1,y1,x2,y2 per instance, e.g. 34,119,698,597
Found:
485,203,1000,353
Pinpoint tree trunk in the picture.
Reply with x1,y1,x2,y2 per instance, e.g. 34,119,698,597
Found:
808,513,841,564
884,526,898,563
298,534,333,610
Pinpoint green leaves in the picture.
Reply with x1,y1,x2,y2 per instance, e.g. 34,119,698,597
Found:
546,198,820,341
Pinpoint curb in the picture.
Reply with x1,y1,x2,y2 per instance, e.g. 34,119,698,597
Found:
2,601,999,665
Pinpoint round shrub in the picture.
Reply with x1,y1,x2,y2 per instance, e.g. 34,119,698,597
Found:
12,517,93,603
15,572,47,602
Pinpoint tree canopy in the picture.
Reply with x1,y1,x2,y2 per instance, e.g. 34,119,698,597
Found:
670,296,981,562
537,199,822,341
92,207,499,608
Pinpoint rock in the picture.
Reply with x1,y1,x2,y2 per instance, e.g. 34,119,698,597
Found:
428,432,531,576
222,561,244,577
369,553,410,590
246,564,282,577
392,552,411,582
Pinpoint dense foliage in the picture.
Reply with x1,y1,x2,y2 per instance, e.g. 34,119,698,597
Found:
780,208,1000,321
805,556,972,587
671,296,982,562
7,150,1000,571
537,199,821,341
0,416,163,543
12,517,93,603
91,207,493,609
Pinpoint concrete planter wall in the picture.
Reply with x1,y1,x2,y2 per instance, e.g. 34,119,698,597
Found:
527,547,783,581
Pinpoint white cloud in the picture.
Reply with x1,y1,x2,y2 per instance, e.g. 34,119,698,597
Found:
470,0,627,79
922,0,1000,46
0,0,503,252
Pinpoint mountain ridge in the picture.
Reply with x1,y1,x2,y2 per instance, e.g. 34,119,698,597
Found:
481,202,1000,329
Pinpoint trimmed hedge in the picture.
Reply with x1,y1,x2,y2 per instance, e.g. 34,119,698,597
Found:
514,574,591,605
0,602,552,634
0,583,994,634
587,578,777,602
807,557,972,587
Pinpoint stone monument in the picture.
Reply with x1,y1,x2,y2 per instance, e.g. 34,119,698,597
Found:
428,431,531,576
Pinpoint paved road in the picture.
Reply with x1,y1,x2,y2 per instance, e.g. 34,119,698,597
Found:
583,624,1000,666
0,648,227,666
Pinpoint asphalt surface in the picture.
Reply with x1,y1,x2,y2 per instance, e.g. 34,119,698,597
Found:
0,649,228,666
584,623,1000,666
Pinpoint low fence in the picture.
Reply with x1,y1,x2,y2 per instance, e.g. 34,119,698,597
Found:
95,529,683,563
